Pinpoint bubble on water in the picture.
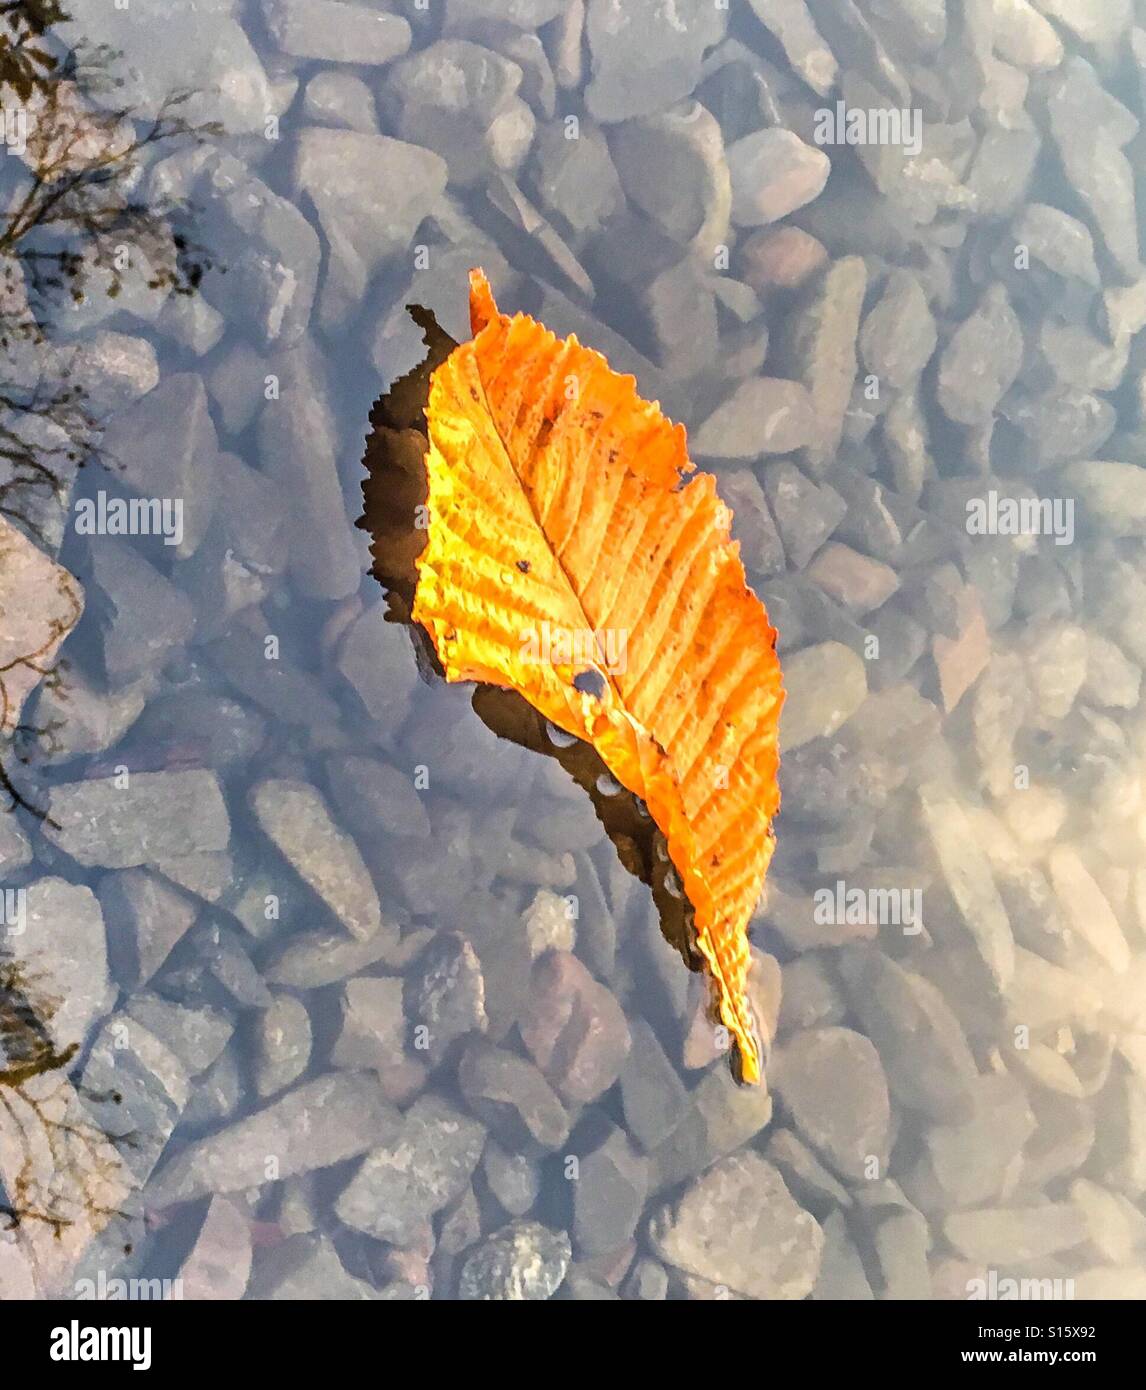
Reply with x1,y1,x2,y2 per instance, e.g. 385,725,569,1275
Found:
544,720,578,749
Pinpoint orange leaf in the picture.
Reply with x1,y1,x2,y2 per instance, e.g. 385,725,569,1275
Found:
413,269,784,1083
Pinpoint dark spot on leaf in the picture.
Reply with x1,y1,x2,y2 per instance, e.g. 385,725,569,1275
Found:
573,669,606,698
516,559,530,573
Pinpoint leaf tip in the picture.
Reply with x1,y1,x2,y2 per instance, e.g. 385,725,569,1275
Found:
469,266,498,337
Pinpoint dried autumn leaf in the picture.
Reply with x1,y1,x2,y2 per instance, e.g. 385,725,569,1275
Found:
412,269,784,1083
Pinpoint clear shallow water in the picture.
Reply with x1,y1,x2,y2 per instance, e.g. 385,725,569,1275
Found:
0,0,1145,1301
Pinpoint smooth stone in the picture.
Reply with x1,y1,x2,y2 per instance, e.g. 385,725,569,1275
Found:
777,954,846,1035
263,927,399,989
648,1153,822,1299
336,1095,486,1245
80,1014,189,1186
773,1027,890,1180
59,0,272,134
839,948,979,1124
178,1197,253,1301
761,460,847,569
99,868,198,988
33,666,147,763
1047,60,1139,278
719,469,785,577
920,781,1015,991
922,1073,1035,1208
61,331,159,412
727,128,830,226
331,976,407,1072
573,1126,648,1256
693,378,817,459
327,753,431,843
481,1140,541,1217
383,40,533,186
1048,845,1130,974
95,372,218,557
1038,321,1129,393
148,1072,402,1206
937,285,1023,426
459,1040,570,1155
257,339,362,598
125,994,234,1078
293,126,447,322
1081,633,1140,709
805,542,899,615
994,0,1064,67
1063,461,1146,537
194,153,320,348
777,256,867,475
584,0,725,123
944,1205,1089,1264
301,71,379,132
609,103,730,256
44,769,230,870
87,539,195,681
738,226,828,292
813,1210,873,1299
247,1235,384,1300
859,270,937,390
746,0,837,96
334,600,420,734
519,951,631,1104
619,1019,688,1152
261,0,411,64
1012,202,1100,287
251,778,383,943
766,1128,852,1210
254,995,312,1098
780,642,868,750
529,118,623,238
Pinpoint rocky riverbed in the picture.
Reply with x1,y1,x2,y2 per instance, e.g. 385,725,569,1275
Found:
1,0,1145,1300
